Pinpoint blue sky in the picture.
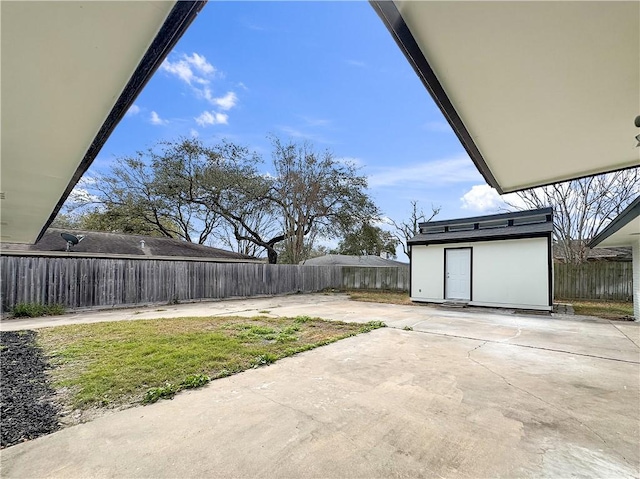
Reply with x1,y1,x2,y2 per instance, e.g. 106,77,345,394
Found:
82,1,508,245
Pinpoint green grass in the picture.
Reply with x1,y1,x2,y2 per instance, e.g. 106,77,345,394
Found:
560,300,634,320
12,303,66,318
37,315,385,409
347,290,413,306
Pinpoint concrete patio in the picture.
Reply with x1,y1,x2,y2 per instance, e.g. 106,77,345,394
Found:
1,294,638,478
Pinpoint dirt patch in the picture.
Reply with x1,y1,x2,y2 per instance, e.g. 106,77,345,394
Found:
1,331,60,448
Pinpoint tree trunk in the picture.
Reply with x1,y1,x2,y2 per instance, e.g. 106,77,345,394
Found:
267,248,278,264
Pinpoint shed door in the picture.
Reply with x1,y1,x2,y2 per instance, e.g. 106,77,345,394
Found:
445,248,471,301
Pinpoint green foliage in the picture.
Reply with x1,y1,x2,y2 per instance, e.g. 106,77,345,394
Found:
181,373,211,389
78,206,179,238
253,353,278,367
359,321,387,333
143,383,178,404
336,222,399,258
294,315,313,324
12,303,65,318
402,326,414,331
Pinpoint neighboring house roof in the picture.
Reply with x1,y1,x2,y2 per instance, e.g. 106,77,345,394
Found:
553,243,632,262
588,196,640,248
1,229,256,262
409,208,553,246
300,254,407,267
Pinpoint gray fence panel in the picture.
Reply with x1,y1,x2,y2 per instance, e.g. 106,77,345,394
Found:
554,262,633,301
0,256,416,311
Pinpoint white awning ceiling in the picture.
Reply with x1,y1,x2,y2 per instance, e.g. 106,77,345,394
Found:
373,1,640,194
1,1,203,244
589,197,640,248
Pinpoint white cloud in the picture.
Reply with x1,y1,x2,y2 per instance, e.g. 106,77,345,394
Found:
299,115,330,127
368,156,482,189
186,52,215,75
149,111,168,125
424,121,451,133
195,110,228,127
212,91,238,111
67,176,100,206
279,126,326,143
126,104,140,116
346,59,366,68
161,52,215,86
460,184,525,213
190,129,199,138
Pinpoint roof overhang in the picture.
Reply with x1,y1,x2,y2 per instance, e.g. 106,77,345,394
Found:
1,1,205,244
372,1,640,194
589,197,640,248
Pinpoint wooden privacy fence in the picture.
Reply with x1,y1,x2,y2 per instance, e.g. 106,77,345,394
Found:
0,256,410,311
554,262,633,301
342,266,410,291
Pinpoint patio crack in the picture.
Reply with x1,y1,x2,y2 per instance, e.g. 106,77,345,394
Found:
401,328,639,364
244,386,327,425
467,345,633,468
607,321,640,350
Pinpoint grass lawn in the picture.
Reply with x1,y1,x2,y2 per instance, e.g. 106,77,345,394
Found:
561,300,634,321
37,315,384,411
347,290,413,306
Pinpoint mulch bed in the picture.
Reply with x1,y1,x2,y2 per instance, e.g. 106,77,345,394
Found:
1,330,60,448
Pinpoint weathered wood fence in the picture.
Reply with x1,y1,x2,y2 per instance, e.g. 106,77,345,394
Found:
0,256,410,311
2,255,631,311
554,262,633,301
342,266,410,291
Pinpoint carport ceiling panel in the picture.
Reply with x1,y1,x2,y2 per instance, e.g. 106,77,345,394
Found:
594,218,640,248
1,1,175,243
395,1,640,193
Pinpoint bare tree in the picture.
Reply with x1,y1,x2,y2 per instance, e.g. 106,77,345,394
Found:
505,169,639,263
389,201,440,260
264,137,378,263
211,208,278,258
65,137,380,263
83,141,221,243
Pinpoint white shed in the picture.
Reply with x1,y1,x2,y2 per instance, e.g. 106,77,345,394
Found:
409,208,553,311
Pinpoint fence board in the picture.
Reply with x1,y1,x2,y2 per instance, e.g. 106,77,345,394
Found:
554,262,633,301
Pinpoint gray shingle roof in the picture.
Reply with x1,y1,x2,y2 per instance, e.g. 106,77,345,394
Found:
2,228,255,261
300,254,407,267
409,208,553,245
409,222,552,245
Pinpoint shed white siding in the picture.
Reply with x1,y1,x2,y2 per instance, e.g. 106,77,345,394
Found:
411,237,551,310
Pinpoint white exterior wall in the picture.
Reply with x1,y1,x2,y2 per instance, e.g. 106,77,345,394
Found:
411,237,551,310
411,245,444,301
633,239,639,320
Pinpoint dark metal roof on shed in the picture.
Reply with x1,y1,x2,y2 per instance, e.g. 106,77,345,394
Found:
1,229,256,262
409,208,553,246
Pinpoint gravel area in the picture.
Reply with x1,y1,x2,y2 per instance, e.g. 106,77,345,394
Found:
1,330,60,448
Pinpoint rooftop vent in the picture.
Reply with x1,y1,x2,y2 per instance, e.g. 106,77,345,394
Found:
513,214,549,226
448,223,474,232
421,225,446,234
478,219,508,230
